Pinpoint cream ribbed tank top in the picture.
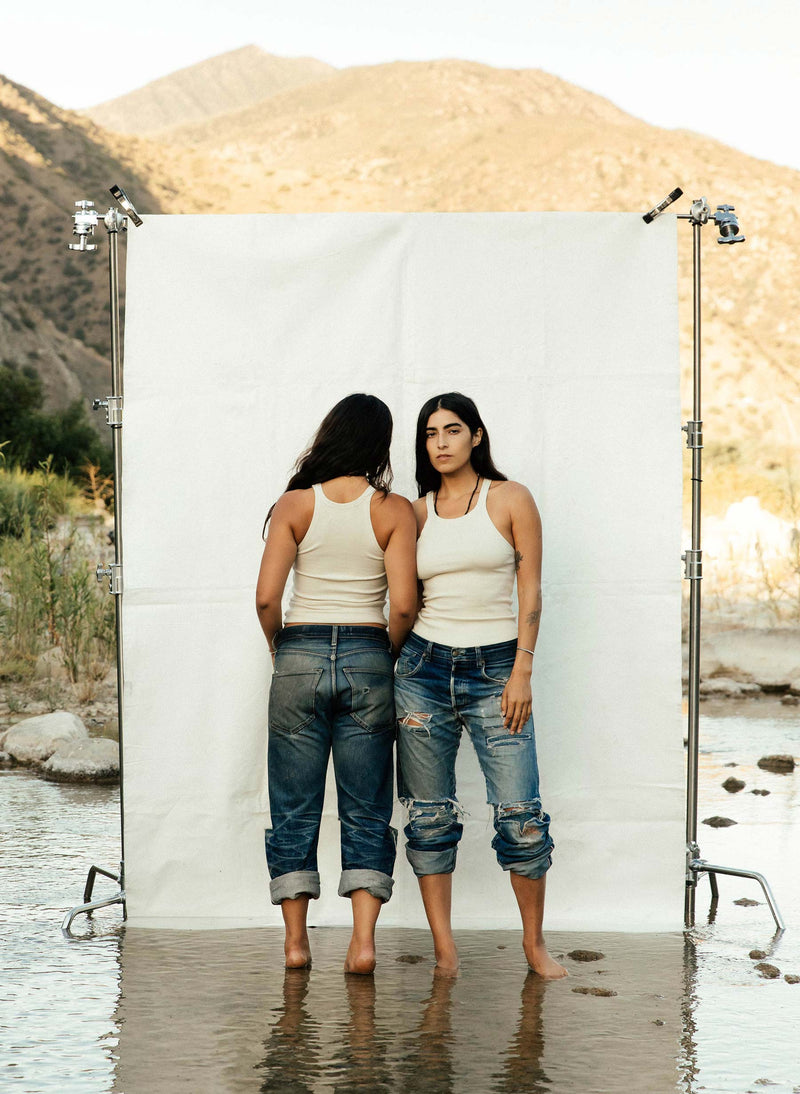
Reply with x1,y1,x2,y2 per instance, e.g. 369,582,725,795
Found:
284,483,388,625
414,478,517,646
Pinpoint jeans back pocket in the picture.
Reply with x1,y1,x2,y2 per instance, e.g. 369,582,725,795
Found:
343,668,395,732
269,667,324,734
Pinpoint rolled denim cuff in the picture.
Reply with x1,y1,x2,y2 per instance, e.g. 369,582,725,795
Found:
338,869,395,904
405,846,457,879
503,854,552,881
269,870,321,905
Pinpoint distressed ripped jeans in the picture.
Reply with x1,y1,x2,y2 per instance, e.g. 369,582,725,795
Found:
265,625,397,906
395,631,553,881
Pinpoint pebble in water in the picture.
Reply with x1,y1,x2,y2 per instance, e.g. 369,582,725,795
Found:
722,776,746,793
703,816,737,827
754,963,781,979
734,898,761,907
572,986,617,997
395,954,425,964
784,975,800,985
757,755,795,773
749,949,767,960
567,950,605,962
751,789,771,796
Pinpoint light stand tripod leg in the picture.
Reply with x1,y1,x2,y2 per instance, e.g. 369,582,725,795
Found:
692,861,784,932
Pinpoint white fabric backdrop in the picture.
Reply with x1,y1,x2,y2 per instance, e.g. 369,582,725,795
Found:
121,212,683,930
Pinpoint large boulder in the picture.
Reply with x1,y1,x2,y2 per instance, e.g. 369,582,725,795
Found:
4,711,88,765
41,738,119,783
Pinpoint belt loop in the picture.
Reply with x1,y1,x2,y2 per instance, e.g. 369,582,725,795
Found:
424,641,433,662
331,625,338,661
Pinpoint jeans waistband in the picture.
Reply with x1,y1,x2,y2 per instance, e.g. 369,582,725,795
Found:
404,630,517,666
275,624,390,649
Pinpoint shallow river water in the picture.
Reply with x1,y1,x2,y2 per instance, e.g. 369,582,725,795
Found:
1,700,799,1094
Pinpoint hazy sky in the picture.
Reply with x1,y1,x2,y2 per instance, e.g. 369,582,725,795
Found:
3,0,798,171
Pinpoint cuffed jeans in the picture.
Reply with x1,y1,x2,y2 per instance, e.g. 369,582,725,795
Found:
395,632,553,881
265,625,397,905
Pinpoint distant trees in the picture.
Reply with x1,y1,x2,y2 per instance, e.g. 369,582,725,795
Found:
0,362,111,477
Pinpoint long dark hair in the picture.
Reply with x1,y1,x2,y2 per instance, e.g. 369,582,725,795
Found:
414,392,507,497
264,393,393,533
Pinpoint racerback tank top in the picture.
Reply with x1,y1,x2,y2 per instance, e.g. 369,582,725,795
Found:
414,478,517,646
284,483,388,625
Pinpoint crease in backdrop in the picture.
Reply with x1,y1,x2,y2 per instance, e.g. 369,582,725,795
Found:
121,211,683,929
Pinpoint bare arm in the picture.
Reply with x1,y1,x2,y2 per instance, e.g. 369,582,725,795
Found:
383,496,419,656
255,494,301,654
501,484,543,733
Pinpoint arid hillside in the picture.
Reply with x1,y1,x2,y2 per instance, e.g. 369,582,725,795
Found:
1,53,798,512
83,45,335,135
0,75,209,406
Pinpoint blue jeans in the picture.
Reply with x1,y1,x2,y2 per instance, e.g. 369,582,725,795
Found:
395,631,553,880
265,625,397,905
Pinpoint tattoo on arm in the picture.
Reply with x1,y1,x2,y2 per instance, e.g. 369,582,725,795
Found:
526,610,541,626
514,550,523,572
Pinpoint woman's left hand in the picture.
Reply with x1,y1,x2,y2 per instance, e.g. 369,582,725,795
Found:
501,670,532,734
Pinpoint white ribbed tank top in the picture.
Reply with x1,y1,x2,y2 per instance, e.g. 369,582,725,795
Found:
414,478,517,646
284,483,388,625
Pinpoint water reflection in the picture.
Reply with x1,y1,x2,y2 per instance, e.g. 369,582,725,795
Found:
107,929,688,1093
492,974,549,1093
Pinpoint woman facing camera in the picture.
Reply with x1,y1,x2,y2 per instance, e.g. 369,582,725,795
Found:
256,394,417,973
395,392,566,978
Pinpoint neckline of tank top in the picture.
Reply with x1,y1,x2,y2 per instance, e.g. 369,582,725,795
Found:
429,477,491,521
314,481,374,507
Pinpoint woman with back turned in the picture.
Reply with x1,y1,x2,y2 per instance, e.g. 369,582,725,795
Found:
394,392,567,978
256,394,417,973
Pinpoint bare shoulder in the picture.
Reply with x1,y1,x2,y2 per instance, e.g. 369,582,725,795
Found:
372,490,415,524
272,488,313,518
269,488,314,536
488,479,537,512
371,491,417,547
373,490,414,514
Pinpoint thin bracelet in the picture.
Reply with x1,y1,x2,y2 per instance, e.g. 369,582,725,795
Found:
517,646,535,656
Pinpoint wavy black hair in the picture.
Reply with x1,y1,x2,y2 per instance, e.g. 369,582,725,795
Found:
414,391,507,497
264,393,393,533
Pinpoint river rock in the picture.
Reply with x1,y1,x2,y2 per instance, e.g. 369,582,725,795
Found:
734,897,761,906
749,949,767,960
700,677,744,697
757,755,795,774
722,776,746,793
785,974,800,985
781,694,800,706
41,738,119,783
571,986,617,997
751,789,771,796
4,711,88,765
0,751,13,769
703,816,737,827
567,950,605,962
754,962,780,979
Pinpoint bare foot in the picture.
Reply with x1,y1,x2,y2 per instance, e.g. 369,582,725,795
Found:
523,939,568,979
284,936,311,969
433,941,460,977
344,939,376,975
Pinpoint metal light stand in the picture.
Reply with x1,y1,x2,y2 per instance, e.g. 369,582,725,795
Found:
62,187,142,936
645,192,784,931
